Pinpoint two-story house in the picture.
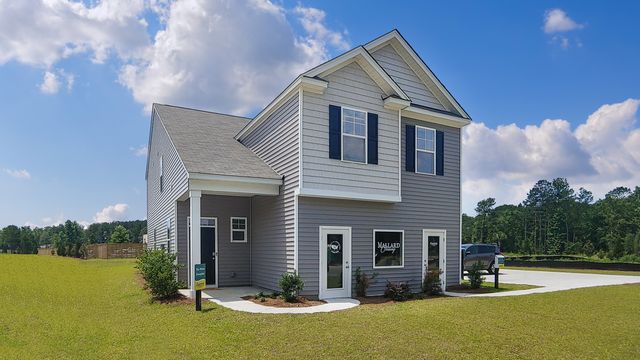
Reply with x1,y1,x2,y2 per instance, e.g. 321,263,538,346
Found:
146,30,470,299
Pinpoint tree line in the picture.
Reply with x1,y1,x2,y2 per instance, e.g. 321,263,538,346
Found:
0,220,147,257
462,178,640,262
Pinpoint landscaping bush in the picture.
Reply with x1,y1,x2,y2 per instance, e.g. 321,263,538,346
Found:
278,271,304,302
354,267,377,297
136,249,181,299
468,262,485,289
422,269,443,295
384,281,412,301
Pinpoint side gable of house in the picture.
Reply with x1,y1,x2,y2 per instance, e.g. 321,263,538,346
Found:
146,106,189,252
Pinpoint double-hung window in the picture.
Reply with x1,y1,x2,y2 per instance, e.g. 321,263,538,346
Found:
342,108,367,163
230,217,247,243
416,126,436,175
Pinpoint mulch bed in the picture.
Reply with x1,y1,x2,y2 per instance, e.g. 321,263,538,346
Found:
242,295,326,307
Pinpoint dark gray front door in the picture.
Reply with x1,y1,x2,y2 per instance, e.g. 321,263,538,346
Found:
200,227,216,285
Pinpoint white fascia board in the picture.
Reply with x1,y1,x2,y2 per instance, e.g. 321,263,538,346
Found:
235,76,327,141
189,178,280,196
364,30,471,120
189,172,283,185
384,97,411,111
297,187,401,203
402,106,471,128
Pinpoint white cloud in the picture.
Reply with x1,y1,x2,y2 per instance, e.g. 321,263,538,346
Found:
1,0,347,114
130,145,148,157
39,71,60,94
544,9,583,34
462,98,640,214
93,203,129,223
119,0,349,114
0,0,149,67
3,168,31,180
38,69,75,94
24,213,65,228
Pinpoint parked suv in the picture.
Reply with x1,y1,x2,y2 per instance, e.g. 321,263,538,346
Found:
461,244,501,274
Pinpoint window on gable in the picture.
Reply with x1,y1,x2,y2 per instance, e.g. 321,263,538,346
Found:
416,126,436,175
342,108,367,163
230,217,247,243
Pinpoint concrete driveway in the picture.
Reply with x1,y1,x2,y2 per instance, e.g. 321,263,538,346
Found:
447,269,640,297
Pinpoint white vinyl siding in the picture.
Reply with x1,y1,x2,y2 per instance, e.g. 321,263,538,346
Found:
302,62,400,198
242,94,299,290
146,109,188,263
370,44,446,110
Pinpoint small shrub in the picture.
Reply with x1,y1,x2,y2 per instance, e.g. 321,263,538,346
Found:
136,249,181,299
354,267,377,297
384,281,412,301
422,269,443,295
278,271,304,302
468,262,485,289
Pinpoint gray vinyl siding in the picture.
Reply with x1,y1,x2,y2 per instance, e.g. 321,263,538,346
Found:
146,109,188,255
371,44,445,111
297,118,460,296
302,62,400,198
242,94,299,291
176,195,251,286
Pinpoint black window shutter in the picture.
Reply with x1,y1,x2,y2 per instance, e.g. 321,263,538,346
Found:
328,105,341,159
367,113,378,164
405,124,415,172
436,130,444,176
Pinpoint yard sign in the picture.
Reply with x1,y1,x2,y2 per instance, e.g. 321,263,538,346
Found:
194,264,206,291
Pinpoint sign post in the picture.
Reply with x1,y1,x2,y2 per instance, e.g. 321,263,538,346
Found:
494,255,505,289
194,263,206,311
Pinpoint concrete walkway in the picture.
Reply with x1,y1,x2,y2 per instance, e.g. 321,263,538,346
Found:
446,269,640,297
179,286,360,314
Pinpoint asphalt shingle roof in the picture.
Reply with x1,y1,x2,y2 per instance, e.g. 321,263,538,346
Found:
154,104,282,180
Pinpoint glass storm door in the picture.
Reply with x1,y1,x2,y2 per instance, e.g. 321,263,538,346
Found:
320,227,351,299
423,230,446,289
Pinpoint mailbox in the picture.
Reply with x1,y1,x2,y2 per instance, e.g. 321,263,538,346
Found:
494,255,505,269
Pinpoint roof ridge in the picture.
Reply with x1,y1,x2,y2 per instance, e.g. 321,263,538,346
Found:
153,103,251,120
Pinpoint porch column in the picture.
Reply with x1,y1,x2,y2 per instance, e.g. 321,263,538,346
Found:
189,190,201,291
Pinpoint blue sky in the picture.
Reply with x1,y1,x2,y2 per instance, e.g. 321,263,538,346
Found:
1,1,639,227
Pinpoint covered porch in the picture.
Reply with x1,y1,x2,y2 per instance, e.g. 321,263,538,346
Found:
177,173,282,292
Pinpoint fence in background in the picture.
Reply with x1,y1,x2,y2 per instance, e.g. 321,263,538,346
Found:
85,243,144,259
37,248,55,256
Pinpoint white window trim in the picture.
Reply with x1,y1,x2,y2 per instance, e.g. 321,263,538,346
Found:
372,229,405,269
340,106,368,164
415,125,436,175
230,217,247,243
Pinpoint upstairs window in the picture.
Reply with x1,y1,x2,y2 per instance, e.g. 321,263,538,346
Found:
230,217,247,243
416,126,436,175
342,108,367,163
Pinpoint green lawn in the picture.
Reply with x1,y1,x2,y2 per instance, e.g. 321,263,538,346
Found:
506,266,640,277
1,255,639,359
450,280,540,293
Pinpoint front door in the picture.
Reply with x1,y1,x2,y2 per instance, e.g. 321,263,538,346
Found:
189,217,217,287
319,226,351,299
200,227,216,285
422,230,446,289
